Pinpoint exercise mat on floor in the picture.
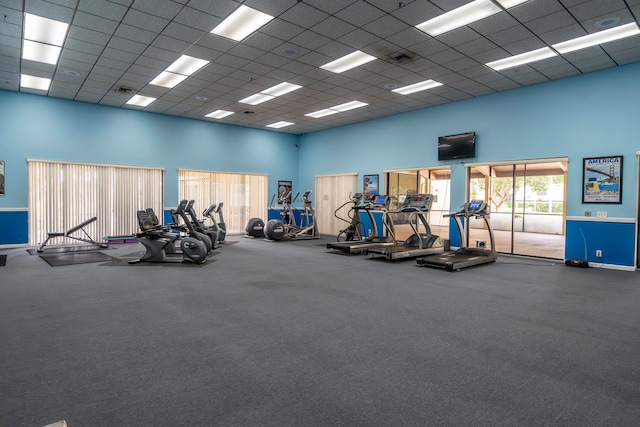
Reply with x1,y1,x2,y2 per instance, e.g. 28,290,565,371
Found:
39,251,116,267
27,245,113,255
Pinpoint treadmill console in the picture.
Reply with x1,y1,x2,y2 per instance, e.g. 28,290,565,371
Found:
367,195,390,209
401,194,434,211
462,200,489,216
302,190,312,201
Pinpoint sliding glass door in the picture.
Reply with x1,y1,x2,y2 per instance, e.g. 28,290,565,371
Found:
468,160,567,259
386,168,450,242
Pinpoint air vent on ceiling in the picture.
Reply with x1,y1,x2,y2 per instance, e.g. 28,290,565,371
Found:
390,53,413,64
244,111,254,114
115,87,135,94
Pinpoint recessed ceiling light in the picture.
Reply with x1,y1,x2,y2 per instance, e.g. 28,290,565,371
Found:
239,82,303,105
205,110,234,119
595,17,621,29
239,93,276,105
392,79,443,95
305,101,368,118
552,22,640,54
21,74,51,91
416,0,529,36
282,47,299,56
195,95,209,101
486,47,557,71
24,13,68,46
384,83,399,89
305,108,340,118
332,101,368,112
210,5,274,41
22,40,61,65
149,71,189,88
126,94,156,107
320,51,376,73
261,82,302,97
166,55,209,76
266,121,294,129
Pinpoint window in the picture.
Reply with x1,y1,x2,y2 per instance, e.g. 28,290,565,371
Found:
28,160,163,245
178,170,267,235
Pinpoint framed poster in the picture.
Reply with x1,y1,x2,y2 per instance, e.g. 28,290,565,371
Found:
582,156,623,204
278,180,292,204
0,160,4,196
363,174,378,200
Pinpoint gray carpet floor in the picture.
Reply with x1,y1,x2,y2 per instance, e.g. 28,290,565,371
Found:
1,237,639,426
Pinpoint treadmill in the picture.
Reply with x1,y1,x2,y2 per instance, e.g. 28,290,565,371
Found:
416,200,497,271
326,195,394,254
366,194,444,261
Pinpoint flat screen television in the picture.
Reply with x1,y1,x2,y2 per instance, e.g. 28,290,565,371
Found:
438,131,476,161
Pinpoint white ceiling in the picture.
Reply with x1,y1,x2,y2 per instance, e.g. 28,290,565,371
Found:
1,0,639,134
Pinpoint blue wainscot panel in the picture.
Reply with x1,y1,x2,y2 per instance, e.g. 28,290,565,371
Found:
565,218,636,269
0,210,29,245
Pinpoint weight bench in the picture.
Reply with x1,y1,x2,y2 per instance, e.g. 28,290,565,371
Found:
37,217,109,252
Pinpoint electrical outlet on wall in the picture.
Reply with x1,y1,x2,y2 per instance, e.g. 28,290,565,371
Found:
597,211,607,217
596,249,602,257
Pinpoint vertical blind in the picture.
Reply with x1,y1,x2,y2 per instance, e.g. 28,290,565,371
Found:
314,174,358,236
178,170,268,235
28,160,164,246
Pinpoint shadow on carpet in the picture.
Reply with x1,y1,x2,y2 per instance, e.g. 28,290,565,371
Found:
101,251,218,267
39,251,117,267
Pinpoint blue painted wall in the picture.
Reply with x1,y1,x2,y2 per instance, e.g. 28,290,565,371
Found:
0,90,298,244
2,62,639,268
298,62,640,267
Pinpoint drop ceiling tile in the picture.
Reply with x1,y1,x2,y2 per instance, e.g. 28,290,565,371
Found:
131,0,184,20
279,2,330,28
115,23,157,44
362,14,407,39
73,11,120,34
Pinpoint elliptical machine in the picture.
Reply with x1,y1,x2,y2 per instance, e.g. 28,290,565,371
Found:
263,190,318,241
334,192,364,242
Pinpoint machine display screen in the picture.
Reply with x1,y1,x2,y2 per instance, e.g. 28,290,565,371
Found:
375,195,387,203
469,201,481,210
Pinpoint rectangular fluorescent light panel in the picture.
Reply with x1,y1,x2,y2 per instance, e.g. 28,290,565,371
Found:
239,82,302,105
22,40,62,64
239,93,276,105
332,101,368,112
211,5,274,41
306,101,368,118
166,55,209,76
126,95,157,107
552,22,640,54
486,47,557,70
261,82,302,97
305,109,340,118
149,71,189,88
266,121,294,129
392,79,443,95
21,74,51,91
205,110,234,119
320,51,376,73
24,13,68,46
416,0,529,36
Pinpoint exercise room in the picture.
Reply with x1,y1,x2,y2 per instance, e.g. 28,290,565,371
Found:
1,1,639,426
